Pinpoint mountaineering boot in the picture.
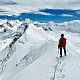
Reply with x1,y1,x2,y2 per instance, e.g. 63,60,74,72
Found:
60,55,62,57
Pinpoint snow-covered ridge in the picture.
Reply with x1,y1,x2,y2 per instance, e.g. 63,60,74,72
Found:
0,20,53,80
0,19,80,80
0,20,28,78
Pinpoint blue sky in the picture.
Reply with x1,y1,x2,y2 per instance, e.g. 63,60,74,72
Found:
0,0,80,23
0,9,80,23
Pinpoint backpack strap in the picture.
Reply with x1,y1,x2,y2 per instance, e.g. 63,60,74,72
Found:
58,38,62,48
59,38,62,45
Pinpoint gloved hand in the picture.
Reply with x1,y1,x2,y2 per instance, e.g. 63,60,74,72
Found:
58,45,60,48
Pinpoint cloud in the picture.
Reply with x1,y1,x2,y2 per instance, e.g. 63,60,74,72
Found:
0,9,7,12
76,10,80,14
0,0,17,5
61,14,73,17
31,11,53,16
0,0,80,15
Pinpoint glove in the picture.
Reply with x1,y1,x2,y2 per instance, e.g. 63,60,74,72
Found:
58,45,60,48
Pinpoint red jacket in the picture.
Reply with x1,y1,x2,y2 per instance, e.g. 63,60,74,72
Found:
59,37,66,47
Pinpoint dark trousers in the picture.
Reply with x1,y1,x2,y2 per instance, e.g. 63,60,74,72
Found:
60,46,66,57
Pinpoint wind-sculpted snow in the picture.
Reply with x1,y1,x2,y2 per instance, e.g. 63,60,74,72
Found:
0,22,28,76
0,43,16,75
0,21,52,80
16,40,48,71
10,39,58,80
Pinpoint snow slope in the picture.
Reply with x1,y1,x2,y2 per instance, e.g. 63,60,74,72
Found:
10,30,80,80
0,19,80,80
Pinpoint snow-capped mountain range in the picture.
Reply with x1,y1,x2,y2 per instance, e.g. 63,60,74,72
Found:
34,20,80,33
0,19,80,80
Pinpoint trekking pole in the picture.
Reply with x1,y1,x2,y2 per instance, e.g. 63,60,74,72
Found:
66,49,71,55
58,48,59,54
66,42,71,55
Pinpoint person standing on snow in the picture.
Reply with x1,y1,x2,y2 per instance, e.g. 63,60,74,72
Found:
58,34,66,57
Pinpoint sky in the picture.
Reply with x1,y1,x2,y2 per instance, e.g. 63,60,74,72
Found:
0,0,80,22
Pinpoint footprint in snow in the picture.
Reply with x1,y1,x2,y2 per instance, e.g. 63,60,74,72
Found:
61,63,65,67
56,68,63,73
62,74,65,78
72,62,80,69
56,76,62,80
56,57,59,62
56,74,65,80
76,64,80,68
60,69,63,73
